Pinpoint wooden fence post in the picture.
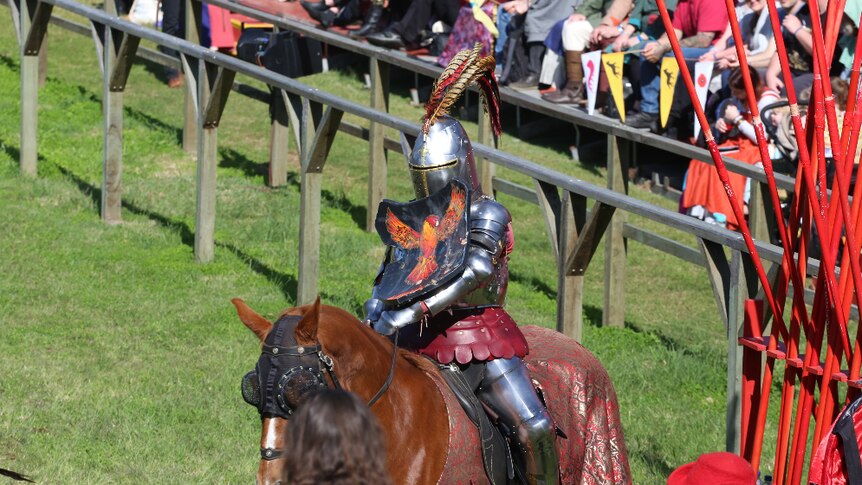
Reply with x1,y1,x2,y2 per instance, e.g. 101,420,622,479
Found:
183,0,202,153
477,101,495,195
100,28,139,224
298,104,344,305
193,60,235,263
603,133,627,327
18,0,51,177
269,88,291,187
366,58,390,231
557,190,587,341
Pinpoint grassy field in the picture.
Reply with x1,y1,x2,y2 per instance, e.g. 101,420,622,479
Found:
0,13,779,484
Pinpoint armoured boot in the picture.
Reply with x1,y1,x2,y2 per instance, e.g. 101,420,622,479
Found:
350,2,384,38
542,50,584,104
477,358,560,485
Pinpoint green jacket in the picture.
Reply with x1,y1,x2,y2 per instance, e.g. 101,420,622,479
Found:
575,0,619,28
629,0,677,38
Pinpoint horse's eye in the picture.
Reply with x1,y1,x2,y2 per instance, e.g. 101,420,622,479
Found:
277,368,323,412
241,371,261,407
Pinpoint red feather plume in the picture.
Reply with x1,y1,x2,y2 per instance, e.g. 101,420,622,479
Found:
423,43,502,138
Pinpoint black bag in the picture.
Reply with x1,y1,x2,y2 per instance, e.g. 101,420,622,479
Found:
498,14,528,86
236,29,323,78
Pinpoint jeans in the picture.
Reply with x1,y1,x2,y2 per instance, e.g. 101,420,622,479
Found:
496,7,512,60
639,46,710,115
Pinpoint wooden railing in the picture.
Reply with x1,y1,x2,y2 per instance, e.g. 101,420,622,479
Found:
5,0,837,451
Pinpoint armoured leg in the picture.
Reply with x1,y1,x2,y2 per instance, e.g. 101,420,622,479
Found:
477,357,559,485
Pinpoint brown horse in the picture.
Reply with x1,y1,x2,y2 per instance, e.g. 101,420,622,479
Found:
233,298,630,485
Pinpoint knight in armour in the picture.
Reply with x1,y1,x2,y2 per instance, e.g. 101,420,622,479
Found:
364,45,560,485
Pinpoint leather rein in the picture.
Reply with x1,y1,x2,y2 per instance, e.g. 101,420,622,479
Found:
260,329,399,461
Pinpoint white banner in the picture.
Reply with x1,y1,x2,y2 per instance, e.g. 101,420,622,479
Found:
581,50,602,116
693,61,714,140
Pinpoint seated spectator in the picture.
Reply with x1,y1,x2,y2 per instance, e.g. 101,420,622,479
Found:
504,0,579,89
282,389,393,485
540,0,634,103
764,0,836,96
351,0,388,39
301,0,361,29
609,0,678,54
626,0,729,132
366,0,460,50
700,0,776,74
681,67,779,229
437,0,497,67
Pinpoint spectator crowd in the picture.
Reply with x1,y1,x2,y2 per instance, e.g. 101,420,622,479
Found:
299,0,861,229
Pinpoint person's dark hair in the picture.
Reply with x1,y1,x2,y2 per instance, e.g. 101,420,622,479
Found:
282,390,393,485
728,66,762,92
832,77,849,111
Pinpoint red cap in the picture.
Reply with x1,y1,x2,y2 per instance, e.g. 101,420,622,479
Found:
667,452,757,485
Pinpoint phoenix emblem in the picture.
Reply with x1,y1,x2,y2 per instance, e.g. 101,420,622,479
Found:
385,185,467,285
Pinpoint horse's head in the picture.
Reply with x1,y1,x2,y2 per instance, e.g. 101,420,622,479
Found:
233,297,332,485
232,297,396,485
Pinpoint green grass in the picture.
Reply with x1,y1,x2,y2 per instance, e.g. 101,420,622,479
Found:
0,14,772,484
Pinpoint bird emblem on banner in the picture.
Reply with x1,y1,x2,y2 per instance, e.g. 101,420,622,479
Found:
602,52,626,122
660,57,680,128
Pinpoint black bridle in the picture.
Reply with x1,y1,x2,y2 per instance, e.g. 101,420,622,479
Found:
244,315,399,461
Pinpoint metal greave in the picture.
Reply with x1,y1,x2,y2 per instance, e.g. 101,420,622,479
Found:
477,357,559,485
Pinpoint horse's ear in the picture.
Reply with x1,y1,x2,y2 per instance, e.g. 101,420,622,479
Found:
231,298,272,342
295,297,321,344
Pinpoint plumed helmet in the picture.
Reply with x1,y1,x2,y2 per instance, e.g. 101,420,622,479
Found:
409,116,480,198
409,44,501,199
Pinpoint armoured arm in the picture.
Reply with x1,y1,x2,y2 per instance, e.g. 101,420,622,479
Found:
372,200,512,335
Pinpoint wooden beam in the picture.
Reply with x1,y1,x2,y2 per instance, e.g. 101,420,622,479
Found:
99,28,139,224
297,99,325,305
202,66,236,128
566,201,616,276
557,190,587,341
533,179,562,263
19,0,41,177
183,0,202,153
269,90,290,187
477,99,496,196
194,60,217,263
179,53,199,119
366,58,390,231
303,106,344,173
9,0,22,47
698,237,732,327
21,0,51,55
603,133,627,327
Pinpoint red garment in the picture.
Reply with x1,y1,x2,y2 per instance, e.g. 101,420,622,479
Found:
672,0,729,42
433,325,631,484
681,136,761,230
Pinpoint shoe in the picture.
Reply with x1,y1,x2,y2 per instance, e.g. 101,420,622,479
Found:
542,83,584,104
300,0,328,12
349,4,383,38
626,111,658,130
509,73,540,90
167,72,183,89
367,29,406,49
307,7,337,27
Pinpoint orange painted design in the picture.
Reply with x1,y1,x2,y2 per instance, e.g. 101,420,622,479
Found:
385,185,466,286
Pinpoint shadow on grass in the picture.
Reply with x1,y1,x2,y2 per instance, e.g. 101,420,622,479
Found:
217,241,298,301
219,146,269,179
0,53,18,71
509,270,556,300
56,165,298,301
71,85,184,145
583,304,699,357
271,169,368,230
